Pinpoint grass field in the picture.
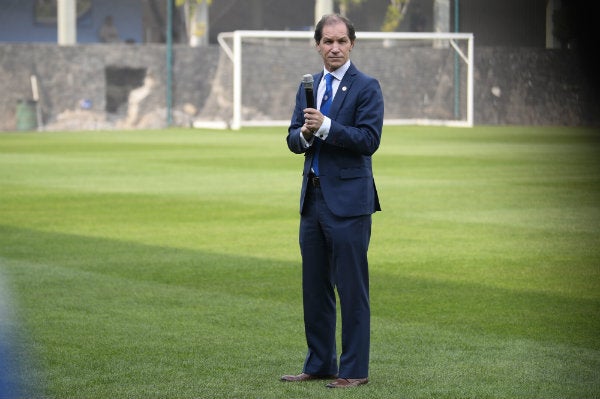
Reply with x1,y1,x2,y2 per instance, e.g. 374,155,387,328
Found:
0,125,599,398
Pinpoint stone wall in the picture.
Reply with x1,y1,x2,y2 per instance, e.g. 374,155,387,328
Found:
475,48,599,126
0,43,597,131
0,43,220,131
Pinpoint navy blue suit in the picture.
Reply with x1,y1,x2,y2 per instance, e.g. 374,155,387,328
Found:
286,62,383,379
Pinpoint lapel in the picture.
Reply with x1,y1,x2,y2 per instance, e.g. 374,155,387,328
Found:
314,71,324,107
328,63,357,119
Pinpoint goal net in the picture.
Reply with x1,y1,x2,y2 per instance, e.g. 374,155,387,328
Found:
195,31,474,129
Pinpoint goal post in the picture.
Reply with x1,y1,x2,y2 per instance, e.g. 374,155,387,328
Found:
203,30,474,129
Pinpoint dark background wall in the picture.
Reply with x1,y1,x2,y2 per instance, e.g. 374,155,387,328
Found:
0,0,572,47
457,0,547,47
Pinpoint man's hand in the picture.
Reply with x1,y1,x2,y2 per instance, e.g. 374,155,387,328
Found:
302,108,325,141
301,124,314,141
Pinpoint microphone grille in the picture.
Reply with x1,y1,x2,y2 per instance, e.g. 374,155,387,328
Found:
302,74,314,88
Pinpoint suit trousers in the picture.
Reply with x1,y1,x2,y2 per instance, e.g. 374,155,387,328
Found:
299,182,371,379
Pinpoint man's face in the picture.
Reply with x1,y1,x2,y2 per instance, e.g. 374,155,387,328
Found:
317,22,354,72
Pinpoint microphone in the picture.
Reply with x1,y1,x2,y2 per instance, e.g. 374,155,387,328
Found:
302,74,315,108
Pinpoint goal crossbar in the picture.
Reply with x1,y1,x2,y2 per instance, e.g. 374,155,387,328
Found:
217,30,474,129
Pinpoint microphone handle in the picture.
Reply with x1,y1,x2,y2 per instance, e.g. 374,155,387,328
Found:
305,88,315,109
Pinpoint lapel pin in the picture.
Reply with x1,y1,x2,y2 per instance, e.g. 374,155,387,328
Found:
342,86,347,91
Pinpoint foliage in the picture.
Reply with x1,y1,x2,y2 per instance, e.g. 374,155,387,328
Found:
381,0,410,32
335,0,410,32
337,0,366,16
175,0,212,7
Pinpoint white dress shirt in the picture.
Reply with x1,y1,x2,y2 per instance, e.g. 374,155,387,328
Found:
300,60,351,148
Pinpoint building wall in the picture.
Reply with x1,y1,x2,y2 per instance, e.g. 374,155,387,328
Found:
0,0,143,43
1,0,555,47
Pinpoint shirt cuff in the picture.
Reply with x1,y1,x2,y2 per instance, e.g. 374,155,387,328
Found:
314,117,331,140
299,129,313,148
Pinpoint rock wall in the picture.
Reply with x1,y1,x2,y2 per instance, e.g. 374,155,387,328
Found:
0,43,220,131
0,43,597,131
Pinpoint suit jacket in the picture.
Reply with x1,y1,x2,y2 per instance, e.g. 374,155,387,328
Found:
287,62,384,217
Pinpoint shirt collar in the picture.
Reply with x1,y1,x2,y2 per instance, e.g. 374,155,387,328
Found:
322,60,351,82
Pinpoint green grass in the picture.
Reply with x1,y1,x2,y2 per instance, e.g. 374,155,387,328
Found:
0,125,599,398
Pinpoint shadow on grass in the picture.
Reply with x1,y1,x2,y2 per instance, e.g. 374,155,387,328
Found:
0,223,298,299
3,223,599,349
1,224,599,398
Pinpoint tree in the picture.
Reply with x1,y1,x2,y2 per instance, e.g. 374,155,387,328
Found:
335,0,411,32
381,0,410,32
336,0,365,16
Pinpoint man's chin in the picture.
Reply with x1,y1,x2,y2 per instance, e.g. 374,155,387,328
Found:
327,62,342,71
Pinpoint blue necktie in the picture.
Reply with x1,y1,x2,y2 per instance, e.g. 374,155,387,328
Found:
312,73,334,176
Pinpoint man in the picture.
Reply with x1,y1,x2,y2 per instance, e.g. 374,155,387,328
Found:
282,14,384,389
99,16,120,43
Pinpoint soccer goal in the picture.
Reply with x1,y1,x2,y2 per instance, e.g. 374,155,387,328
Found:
195,30,474,129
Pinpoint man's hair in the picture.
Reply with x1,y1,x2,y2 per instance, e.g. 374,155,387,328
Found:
314,14,356,44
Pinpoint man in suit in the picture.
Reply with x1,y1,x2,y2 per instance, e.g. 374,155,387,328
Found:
282,14,384,389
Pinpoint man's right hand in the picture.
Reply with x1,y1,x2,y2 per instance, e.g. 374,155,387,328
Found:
301,124,314,141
